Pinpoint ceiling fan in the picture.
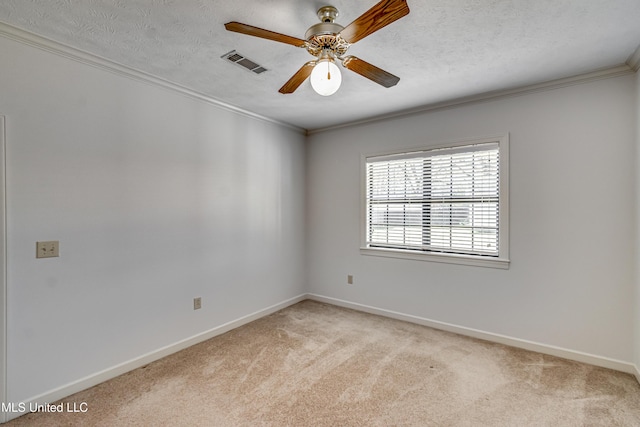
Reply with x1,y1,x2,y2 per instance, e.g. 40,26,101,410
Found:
224,0,410,96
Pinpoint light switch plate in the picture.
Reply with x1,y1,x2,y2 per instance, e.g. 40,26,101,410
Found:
36,241,59,258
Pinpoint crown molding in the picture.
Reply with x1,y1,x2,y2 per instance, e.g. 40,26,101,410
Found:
308,64,635,134
0,22,305,134
1,21,635,137
627,44,640,72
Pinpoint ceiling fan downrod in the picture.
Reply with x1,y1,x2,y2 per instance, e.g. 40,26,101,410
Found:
317,6,339,23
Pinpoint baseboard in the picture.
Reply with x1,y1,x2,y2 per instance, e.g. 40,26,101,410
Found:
3,293,307,423
5,292,638,423
306,294,639,377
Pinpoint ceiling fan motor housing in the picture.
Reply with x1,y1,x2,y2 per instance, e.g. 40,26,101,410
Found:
305,7,349,58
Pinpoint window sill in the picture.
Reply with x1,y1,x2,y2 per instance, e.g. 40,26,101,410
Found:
360,247,510,269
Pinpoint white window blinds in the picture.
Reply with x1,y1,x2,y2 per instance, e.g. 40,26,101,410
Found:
365,142,500,257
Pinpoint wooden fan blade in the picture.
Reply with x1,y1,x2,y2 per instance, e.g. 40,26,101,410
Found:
279,62,316,94
339,0,410,44
342,56,400,88
225,22,307,47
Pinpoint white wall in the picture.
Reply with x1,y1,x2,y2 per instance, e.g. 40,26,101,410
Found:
0,36,306,403
307,75,637,363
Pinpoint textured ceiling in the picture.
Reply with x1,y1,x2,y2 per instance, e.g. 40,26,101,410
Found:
1,0,639,131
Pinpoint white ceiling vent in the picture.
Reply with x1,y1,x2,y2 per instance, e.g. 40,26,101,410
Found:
221,50,267,74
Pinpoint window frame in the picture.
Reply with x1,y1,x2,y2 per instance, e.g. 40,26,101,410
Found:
360,134,510,269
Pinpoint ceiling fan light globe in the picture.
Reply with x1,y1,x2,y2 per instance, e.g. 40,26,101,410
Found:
310,60,342,96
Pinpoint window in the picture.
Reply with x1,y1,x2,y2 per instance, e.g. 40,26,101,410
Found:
361,135,509,268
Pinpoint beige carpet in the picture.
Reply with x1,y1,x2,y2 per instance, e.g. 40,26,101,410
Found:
6,300,640,426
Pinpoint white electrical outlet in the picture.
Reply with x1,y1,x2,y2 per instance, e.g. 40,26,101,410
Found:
193,297,202,310
36,241,59,258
